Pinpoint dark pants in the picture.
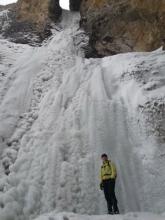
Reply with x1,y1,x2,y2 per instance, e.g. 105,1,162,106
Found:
103,179,119,213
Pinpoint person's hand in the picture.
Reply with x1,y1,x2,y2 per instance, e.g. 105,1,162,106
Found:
100,182,103,190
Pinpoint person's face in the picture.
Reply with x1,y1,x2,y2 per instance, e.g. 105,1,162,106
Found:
102,156,108,162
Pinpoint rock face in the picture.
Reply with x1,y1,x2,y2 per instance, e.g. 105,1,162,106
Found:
3,0,165,56
80,0,165,57
70,0,82,11
16,0,82,28
9,0,81,44
0,8,51,46
16,0,62,31
0,0,82,45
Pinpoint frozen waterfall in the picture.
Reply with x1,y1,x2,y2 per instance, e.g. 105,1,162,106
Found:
0,11,165,220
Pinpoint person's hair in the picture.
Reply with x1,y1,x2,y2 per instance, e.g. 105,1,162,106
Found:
101,153,108,158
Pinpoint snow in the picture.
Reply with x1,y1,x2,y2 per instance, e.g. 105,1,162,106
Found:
0,10,165,220
33,212,165,220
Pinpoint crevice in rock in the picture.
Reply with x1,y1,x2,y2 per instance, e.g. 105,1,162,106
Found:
49,0,62,21
70,0,82,11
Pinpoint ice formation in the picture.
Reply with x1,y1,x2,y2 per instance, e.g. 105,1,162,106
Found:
0,11,165,220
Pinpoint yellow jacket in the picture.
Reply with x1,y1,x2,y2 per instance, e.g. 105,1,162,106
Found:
100,160,117,181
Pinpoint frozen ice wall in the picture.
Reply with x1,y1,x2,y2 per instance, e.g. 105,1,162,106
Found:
0,11,165,220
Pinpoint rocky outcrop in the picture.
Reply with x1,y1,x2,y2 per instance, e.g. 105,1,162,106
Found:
80,0,165,57
0,1,59,46
0,9,51,46
16,0,82,29
2,0,165,55
16,0,62,31
0,0,82,45
0,0,62,45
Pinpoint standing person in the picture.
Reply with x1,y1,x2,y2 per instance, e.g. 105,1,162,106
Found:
100,153,119,214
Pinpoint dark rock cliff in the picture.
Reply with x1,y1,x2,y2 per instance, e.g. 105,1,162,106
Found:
1,0,165,55
0,0,82,45
16,0,82,26
80,0,165,57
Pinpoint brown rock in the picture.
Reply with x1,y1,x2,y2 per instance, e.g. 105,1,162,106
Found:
16,0,62,31
80,0,165,57
15,0,82,33
0,0,82,45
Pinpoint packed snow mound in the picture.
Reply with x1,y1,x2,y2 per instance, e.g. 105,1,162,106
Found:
0,10,165,220
34,212,165,220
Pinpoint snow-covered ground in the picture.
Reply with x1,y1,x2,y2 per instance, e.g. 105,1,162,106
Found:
34,212,165,220
0,10,165,220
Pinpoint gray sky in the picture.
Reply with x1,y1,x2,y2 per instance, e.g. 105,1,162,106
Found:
0,0,69,9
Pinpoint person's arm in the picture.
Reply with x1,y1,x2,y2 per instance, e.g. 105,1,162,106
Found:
111,163,117,179
100,167,104,190
100,167,103,181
